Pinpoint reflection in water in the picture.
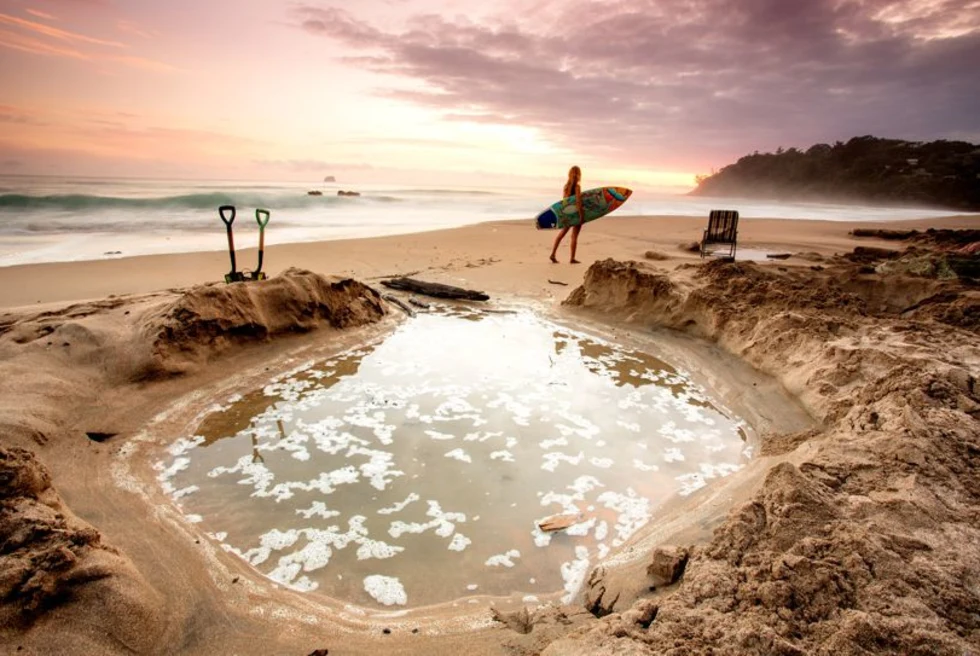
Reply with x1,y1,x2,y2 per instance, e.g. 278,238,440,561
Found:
158,308,752,610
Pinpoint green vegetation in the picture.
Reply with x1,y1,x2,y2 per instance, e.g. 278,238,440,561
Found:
690,136,980,211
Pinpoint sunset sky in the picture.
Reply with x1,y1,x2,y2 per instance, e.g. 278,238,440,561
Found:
0,0,977,191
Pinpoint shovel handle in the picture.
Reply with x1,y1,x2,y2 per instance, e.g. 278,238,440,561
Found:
255,208,270,229
219,205,236,226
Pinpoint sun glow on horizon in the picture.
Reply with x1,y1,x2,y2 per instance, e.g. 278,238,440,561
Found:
1,0,975,188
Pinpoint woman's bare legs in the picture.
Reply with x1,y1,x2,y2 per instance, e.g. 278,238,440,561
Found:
569,225,582,263
550,226,570,263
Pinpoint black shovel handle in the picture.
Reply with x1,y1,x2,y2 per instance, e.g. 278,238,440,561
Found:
219,205,236,227
219,205,238,275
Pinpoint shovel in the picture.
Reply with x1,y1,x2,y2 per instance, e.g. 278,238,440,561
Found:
252,209,270,280
219,205,246,283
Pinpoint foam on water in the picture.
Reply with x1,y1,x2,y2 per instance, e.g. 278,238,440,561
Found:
157,308,801,609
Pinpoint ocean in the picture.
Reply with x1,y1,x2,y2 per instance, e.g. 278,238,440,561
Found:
0,175,967,267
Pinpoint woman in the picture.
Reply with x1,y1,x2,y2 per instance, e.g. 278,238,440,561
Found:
549,165,585,264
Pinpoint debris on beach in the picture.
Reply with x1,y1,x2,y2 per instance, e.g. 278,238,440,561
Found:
382,293,416,317
537,512,586,533
380,277,490,301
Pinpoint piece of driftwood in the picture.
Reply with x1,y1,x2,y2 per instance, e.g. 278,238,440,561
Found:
382,294,416,317
537,512,585,532
548,279,569,286
766,253,792,260
381,277,489,301
408,297,430,309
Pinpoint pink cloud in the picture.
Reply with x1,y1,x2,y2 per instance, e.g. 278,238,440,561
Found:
293,1,980,169
0,27,88,59
0,11,175,71
24,9,57,21
115,19,154,39
0,12,125,47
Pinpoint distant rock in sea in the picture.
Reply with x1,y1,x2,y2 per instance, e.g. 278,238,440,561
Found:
324,175,336,182
338,190,360,197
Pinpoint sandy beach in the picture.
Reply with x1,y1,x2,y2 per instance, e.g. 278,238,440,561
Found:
2,212,979,655
3,214,978,309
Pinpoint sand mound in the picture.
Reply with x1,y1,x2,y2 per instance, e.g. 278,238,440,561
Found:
138,267,386,377
0,269,389,653
0,446,165,652
547,257,980,654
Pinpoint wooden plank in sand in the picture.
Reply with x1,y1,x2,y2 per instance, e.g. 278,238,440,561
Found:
537,513,585,532
381,277,490,301
382,294,416,317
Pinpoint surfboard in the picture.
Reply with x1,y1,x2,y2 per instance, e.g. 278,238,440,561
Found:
535,187,632,229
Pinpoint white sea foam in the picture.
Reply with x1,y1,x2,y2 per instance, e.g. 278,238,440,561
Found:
539,437,569,449
565,517,597,536
356,539,404,561
597,488,651,546
542,451,585,473
445,448,472,463
448,533,472,552
560,546,591,603
485,549,521,568
167,435,204,457
297,501,341,520
171,485,199,499
157,457,190,482
388,500,466,539
378,493,420,515
364,575,407,606
531,526,553,547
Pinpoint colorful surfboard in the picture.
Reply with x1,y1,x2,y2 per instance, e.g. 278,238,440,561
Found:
535,187,632,229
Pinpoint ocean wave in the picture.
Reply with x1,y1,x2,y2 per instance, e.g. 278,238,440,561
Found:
0,192,392,212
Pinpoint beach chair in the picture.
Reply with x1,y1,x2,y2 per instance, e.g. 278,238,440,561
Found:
700,210,739,260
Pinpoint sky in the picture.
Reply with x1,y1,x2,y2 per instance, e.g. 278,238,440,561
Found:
0,0,978,192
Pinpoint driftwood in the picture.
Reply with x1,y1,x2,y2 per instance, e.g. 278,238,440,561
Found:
548,279,569,286
537,512,585,532
381,277,489,301
408,297,430,309
382,294,416,317
766,253,792,260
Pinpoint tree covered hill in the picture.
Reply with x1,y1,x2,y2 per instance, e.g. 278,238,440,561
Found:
689,136,980,211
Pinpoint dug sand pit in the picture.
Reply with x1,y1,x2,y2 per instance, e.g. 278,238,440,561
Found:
546,256,980,654
0,269,393,654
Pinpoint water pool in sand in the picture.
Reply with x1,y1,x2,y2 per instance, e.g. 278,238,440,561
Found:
157,308,752,609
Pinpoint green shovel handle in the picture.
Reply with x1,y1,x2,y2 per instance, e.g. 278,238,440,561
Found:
255,209,270,229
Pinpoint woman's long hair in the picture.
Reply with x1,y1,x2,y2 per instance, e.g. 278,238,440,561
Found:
563,165,581,198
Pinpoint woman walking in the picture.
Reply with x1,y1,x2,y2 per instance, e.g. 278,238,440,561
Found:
549,165,585,264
